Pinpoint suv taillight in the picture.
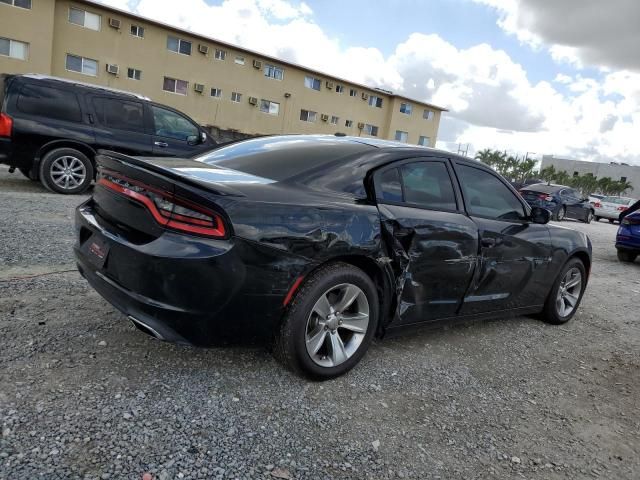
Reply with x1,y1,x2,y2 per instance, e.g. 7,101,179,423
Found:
0,113,12,138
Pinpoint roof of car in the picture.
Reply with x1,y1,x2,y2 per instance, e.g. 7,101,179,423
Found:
521,183,565,193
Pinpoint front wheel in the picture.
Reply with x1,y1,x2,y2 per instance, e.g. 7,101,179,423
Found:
541,258,586,325
39,148,94,194
617,250,638,263
274,262,379,379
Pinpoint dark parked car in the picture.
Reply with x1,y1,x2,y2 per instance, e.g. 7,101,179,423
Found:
74,136,592,378
519,183,595,222
0,74,215,194
616,201,640,263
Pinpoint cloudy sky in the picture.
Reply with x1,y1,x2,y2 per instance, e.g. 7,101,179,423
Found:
96,0,640,164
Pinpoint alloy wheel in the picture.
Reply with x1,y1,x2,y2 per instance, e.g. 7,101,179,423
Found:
557,207,565,221
305,283,370,368
555,267,582,317
50,156,86,190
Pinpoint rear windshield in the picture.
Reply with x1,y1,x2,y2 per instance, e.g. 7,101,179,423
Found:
193,136,371,182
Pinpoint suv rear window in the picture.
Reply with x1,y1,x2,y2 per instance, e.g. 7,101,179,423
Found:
17,84,82,122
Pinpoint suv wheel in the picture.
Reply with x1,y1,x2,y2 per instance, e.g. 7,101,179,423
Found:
274,262,379,379
40,148,94,194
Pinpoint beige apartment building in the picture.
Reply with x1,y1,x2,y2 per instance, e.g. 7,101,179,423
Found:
0,0,445,145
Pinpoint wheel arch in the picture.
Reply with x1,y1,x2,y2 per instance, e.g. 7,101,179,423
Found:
33,141,96,179
569,249,591,278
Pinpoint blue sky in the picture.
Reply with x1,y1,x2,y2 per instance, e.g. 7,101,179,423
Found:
101,0,640,164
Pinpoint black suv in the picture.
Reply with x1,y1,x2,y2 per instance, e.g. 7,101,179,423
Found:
0,74,216,194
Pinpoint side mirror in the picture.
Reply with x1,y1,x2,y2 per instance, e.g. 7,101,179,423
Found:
530,206,551,224
186,134,199,145
200,131,207,143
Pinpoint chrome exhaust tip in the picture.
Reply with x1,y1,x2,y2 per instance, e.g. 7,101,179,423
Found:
128,315,165,341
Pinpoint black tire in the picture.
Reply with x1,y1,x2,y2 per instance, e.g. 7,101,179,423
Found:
554,206,566,221
18,167,35,180
39,148,94,194
583,210,594,224
608,219,615,224
273,262,379,379
594,216,600,222
541,258,587,325
617,250,638,263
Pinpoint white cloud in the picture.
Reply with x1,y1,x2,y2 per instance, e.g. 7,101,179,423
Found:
93,0,640,164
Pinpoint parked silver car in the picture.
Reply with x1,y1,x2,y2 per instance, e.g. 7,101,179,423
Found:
594,196,637,223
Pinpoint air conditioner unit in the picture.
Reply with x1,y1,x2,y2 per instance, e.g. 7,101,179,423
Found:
106,64,119,75
252,60,262,69
108,18,121,29
194,83,204,93
357,122,365,129
198,44,209,55
361,92,369,100
248,96,258,105
320,114,329,121
326,81,334,89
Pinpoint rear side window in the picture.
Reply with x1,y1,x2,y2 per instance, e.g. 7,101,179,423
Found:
457,165,526,220
92,97,145,132
16,83,81,122
377,161,457,211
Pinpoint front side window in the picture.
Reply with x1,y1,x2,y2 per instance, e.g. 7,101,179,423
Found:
368,95,383,108
260,99,280,115
231,92,242,103
457,165,526,220
66,54,97,76
127,68,142,80
92,97,145,132
0,0,32,9
364,124,378,136
151,105,199,140
0,37,28,60
400,102,412,115
304,75,321,91
130,24,144,38
418,135,430,147
395,130,408,143
162,76,188,95
300,109,317,122
69,7,101,31
264,64,284,80
167,36,192,55
17,84,81,122
214,49,226,60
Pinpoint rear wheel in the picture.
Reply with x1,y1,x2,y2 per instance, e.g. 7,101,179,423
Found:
39,148,94,194
594,216,601,222
274,262,379,379
583,210,594,224
608,219,615,224
555,206,566,221
541,258,586,325
617,250,638,263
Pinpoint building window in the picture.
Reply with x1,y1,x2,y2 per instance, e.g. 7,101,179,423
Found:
368,95,383,108
167,36,192,55
621,176,627,182
163,76,188,95
349,88,357,97
0,37,28,61
300,109,317,122
127,68,142,80
210,88,222,98
65,54,97,76
335,85,344,94
231,92,242,103
260,99,280,115
573,171,579,177
0,0,31,8
264,64,284,80
214,49,226,60
395,130,408,143
400,103,412,115
364,124,379,136
234,56,245,65
330,115,339,125
304,76,321,91
423,109,434,120
69,7,101,31
418,136,431,147
130,24,144,38
345,120,353,128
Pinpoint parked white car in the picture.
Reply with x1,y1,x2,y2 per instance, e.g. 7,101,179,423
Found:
594,196,637,223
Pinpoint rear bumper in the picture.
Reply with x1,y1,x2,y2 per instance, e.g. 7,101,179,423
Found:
74,200,308,346
595,209,620,220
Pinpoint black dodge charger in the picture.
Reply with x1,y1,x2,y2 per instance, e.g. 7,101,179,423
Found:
75,135,592,378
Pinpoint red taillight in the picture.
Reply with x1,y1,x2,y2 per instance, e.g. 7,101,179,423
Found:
0,113,12,138
594,202,601,208
97,173,226,238
617,206,628,212
538,194,553,202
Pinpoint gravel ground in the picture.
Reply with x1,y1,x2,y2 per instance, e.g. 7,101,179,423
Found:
1,165,639,480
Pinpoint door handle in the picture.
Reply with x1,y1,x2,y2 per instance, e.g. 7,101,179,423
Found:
154,141,168,147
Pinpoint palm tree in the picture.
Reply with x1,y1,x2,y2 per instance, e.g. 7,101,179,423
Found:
539,166,556,184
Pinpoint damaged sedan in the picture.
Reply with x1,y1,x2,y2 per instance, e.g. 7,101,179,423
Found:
74,135,592,378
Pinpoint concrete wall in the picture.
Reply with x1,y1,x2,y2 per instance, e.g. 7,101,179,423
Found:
0,0,444,144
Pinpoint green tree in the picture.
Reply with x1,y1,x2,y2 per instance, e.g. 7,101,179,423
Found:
539,166,557,183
